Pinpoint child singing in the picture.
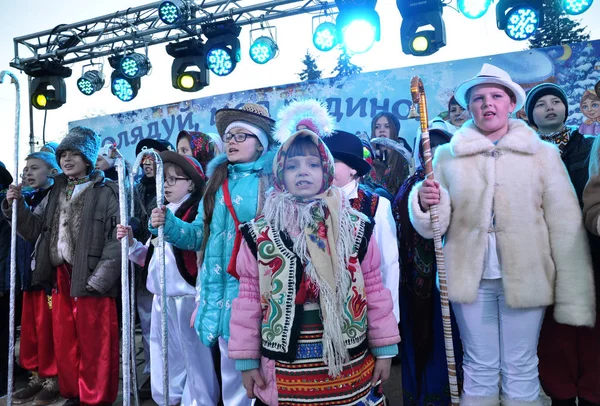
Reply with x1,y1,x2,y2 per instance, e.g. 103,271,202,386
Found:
228,129,400,406
118,151,218,406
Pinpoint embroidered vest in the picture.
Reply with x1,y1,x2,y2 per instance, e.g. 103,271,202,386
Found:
351,185,379,220
240,214,373,362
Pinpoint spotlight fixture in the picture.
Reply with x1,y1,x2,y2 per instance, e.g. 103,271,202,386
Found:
312,21,338,52
120,53,151,79
77,65,105,96
335,0,380,54
109,55,140,101
166,38,209,92
24,61,72,110
497,0,543,40
397,0,446,56
202,19,242,76
562,0,593,15
458,0,492,19
158,0,191,24
249,26,278,64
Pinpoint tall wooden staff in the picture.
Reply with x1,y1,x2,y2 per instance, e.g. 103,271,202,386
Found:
409,76,459,405
131,149,168,406
1,70,20,406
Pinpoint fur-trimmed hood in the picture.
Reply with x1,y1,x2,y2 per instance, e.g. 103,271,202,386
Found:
450,119,541,157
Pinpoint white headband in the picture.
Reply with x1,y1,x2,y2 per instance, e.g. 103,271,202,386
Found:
224,121,268,156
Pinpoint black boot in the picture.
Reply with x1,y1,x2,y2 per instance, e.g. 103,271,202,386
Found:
551,398,577,406
63,398,80,406
579,399,600,406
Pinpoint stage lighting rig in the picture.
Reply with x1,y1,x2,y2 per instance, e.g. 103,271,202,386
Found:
166,38,209,92
496,0,543,40
24,60,71,110
313,20,338,52
397,0,446,56
120,52,151,79
335,0,380,54
202,20,242,76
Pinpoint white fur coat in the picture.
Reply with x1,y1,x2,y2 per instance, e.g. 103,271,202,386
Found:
409,119,596,327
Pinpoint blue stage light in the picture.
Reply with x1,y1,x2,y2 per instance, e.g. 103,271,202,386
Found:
111,71,140,102
249,36,278,64
120,53,150,79
206,48,235,76
505,5,540,40
335,1,380,54
458,0,492,18
313,22,337,52
77,70,104,96
562,0,593,14
158,0,188,24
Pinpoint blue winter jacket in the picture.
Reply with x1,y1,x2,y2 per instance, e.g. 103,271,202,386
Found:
149,151,274,346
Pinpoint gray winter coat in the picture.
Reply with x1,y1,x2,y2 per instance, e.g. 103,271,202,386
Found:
1,171,121,297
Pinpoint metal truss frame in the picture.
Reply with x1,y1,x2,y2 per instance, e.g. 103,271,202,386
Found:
11,0,336,70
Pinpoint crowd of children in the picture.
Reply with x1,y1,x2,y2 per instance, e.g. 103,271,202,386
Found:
0,63,599,406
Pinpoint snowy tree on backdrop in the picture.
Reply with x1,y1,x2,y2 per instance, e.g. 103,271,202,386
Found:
528,0,590,49
550,42,599,127
331,47,363,78
298,50,322,81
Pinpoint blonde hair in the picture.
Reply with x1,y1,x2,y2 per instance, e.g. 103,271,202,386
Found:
590,135,600,178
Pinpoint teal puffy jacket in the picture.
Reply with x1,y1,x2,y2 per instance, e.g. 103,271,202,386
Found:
150,151,274,346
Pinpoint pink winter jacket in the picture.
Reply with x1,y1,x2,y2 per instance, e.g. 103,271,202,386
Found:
228,235,400,405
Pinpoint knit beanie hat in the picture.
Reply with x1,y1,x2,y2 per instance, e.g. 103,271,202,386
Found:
525,83,569,127
55,126,101,168
26,151,61,171
40,142,59,154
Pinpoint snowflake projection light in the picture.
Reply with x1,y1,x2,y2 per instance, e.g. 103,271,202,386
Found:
202,20,241,76
313,22,337,52
458,0,492,18
496,0,543,41
505,6,540,40
111,71,140,102
158,0,190,24
335,0,380,54
77,69,104,96
120,53,151,79
562,0,593,15
249,25,278,65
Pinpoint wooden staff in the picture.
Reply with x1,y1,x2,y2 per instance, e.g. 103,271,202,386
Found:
131,149,168,406
1,70,20,406
410,76,460,405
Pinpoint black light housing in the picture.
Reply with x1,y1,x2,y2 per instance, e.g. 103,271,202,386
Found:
24,61,72,110
397,0,446,56
202,19,242,76
166,38,209,92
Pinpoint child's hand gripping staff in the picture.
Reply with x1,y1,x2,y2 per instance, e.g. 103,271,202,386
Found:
134,149,168,406
411,76,459,406
1,69,20,406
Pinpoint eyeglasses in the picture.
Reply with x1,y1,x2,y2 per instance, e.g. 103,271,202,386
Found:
222,131,257,143
165,176,189,186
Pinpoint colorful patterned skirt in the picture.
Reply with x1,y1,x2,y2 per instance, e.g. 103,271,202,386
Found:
273,307,385,405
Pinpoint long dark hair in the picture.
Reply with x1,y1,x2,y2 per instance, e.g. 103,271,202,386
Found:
198,159,229,265
370,112,407,195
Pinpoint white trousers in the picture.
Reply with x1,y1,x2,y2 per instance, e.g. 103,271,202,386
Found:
150,295,219,406
137,285,153,375
218,337,254,406
452,279,546,404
